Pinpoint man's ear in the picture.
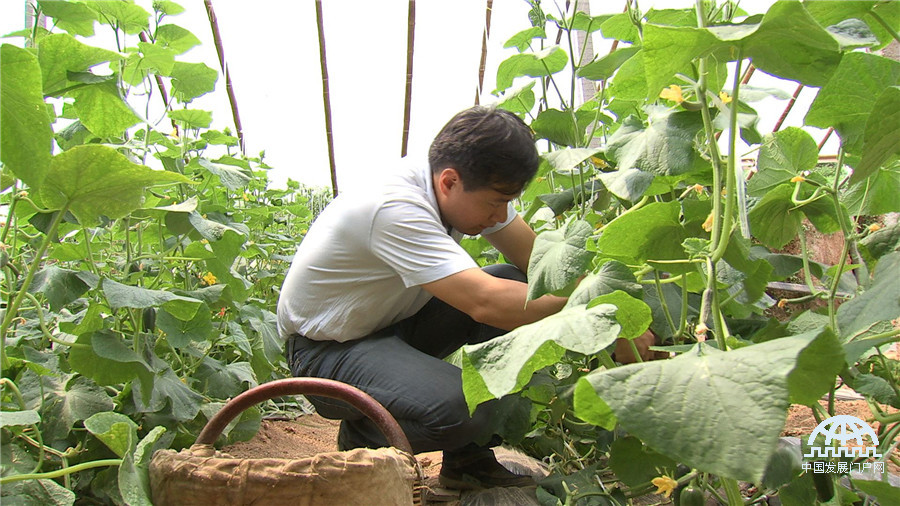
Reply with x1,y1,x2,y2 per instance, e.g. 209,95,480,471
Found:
436,168,461,195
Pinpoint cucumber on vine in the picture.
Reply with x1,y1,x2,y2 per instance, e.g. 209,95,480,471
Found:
678,483,706,506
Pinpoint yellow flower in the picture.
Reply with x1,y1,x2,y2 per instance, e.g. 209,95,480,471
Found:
242,192,250,202
590,156,609,168
660,84,684,103
869,223,882,233
692,184,705,195
695,322,708,336
701,212,714,232
790,175,805,183
777,298,789,308
652,476,677,498
201,272,217,286
719,91,732,104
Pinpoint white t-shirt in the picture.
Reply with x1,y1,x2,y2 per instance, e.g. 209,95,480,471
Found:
276,158,516,342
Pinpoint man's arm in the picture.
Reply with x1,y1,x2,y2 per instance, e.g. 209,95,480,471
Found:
483,215,535,274
422,267,566,331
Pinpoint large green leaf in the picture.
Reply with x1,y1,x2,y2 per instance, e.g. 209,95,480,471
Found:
538,180,604,216
101,278,202,320
84,411,138,458
494,81,536,115
1,44,53,190
0,409,40,428
542,147,604,174
567,259,642,306
156,305,213,348
597,167,655,202
740,1,841,87
68,330,155,403
495,45,567,92
194,158,251,190
586,290,652,340
836,252,900,339
169,109,212,129
531,108,594,148
854,478,900,504
841,164,900,217
155,24,201,54
118,426,166,506
70,80,141,138
88,1,150,34
503,27,546,52
131,368,204,422
578,46,640,81
28,266,97,312
37,33,121,95
805,0,900,50
596,201,688,266
526,219,593,300
859,222,900,264
641,24,721,101
461,304,621,413
748,128,819,197
20,372,114,443
854,86,900,183
608,436,677,488
39,145,190,226
805,52,900,154
123,41,177,85
166,61,218,102
0,478,75,506
574,328,844,482
606,110,703,176
747,184,802,249
38,0,99,37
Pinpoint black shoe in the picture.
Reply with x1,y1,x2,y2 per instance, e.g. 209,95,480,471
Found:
438,450,536,490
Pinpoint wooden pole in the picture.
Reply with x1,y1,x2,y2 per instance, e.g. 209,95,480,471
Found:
401,0,416,157
315,0,339,197
204,0,245,155
474,0,493,105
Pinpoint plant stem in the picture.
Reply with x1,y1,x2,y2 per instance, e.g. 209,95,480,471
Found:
0,204,69,370
1,186,19,245
0,459,122,485
654,271,678,335
82,226,98,275
827,148,852,332
868,10,900,45
724,53,750,241
721,477,744,505
797,230,823,296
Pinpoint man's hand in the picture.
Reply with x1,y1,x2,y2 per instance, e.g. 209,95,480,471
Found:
613,330,667,364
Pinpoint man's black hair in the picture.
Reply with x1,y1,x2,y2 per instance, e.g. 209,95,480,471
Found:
428,106,539,195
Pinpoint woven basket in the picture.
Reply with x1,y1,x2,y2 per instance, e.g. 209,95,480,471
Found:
149,378,423,505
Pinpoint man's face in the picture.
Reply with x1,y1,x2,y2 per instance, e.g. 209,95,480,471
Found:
435,169,519,236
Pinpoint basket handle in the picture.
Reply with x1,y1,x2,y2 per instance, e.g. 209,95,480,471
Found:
195,377,413,455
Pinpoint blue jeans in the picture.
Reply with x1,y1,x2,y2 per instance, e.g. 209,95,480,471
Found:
286,264,526,455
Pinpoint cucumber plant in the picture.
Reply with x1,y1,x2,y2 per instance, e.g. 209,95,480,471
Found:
1,1,320,503
462,1,900,504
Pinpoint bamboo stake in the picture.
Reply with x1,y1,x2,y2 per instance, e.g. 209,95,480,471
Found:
818,127,834,152
401,0,416,157
474,0,494,105
139,31,177,135
315,0,339,197
204,0,245,154
772,83,804,132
